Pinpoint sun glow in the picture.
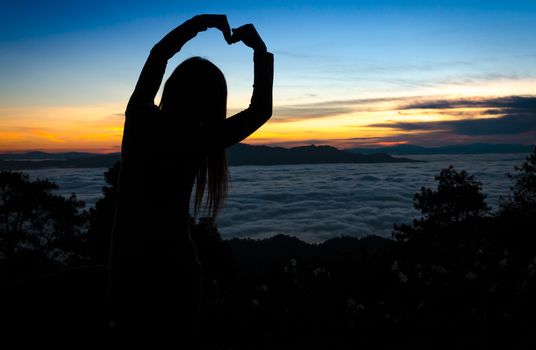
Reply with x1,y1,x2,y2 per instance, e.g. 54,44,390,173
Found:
0,104,124,153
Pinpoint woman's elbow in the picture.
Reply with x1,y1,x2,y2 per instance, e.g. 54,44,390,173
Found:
249,104,272,123
257,109,272,126
263,106,272,121
261,101,273,121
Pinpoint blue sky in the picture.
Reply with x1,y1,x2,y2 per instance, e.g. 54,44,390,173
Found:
1,1,535,151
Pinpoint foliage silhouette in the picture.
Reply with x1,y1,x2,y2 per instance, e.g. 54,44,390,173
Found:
501,146,536,215
87,162,119,263
0,171,87,281
394,165,489,242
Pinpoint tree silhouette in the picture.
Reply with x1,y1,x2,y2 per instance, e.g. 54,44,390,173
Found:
416,166,488,225
502,146,536,215
394,165,488,241
0,171,86,262
87,162,120,263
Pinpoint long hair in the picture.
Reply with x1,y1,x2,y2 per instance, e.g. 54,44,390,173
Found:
159,57,229,218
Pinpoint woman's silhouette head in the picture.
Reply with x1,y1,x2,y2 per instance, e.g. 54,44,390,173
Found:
160,57,229,218
160,57,227,125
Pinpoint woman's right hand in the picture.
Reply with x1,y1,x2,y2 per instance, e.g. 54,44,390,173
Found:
153,15,232,59
229,24,267,52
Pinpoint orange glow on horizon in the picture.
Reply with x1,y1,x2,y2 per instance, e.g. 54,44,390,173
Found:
375,141,409,147
1,82,535,153
0,104,124,153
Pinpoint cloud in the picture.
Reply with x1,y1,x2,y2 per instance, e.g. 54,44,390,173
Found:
272,106,352,121
401,95,536,111
270,96,425,122
374,115,536,136
245,95,536,148
26,155,525,243
270,95,536,123
372,95,536,136
212,154,521,242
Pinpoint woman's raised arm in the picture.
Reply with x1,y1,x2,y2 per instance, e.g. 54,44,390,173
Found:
203,24,274,150
126,15,232,112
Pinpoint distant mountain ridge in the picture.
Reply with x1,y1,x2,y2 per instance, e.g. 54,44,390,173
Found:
0,153,121,170
0,151,116,161
346,143,535,155
0,144,417,170
227,144,416,166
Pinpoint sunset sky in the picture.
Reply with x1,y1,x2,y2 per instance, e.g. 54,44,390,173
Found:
1,0,535,152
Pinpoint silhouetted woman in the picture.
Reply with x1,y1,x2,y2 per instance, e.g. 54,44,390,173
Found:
109,15,273,340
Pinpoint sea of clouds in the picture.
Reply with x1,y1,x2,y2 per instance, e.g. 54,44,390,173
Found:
23,153,527,242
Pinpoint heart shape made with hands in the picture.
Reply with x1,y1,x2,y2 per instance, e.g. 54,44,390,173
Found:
198,14,266,52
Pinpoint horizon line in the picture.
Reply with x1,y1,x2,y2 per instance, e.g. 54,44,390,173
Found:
1,142,535,155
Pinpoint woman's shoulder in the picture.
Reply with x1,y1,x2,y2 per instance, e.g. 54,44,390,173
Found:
122,104,162,147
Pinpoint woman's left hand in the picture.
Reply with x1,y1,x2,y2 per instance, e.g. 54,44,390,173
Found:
192,14,232,44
